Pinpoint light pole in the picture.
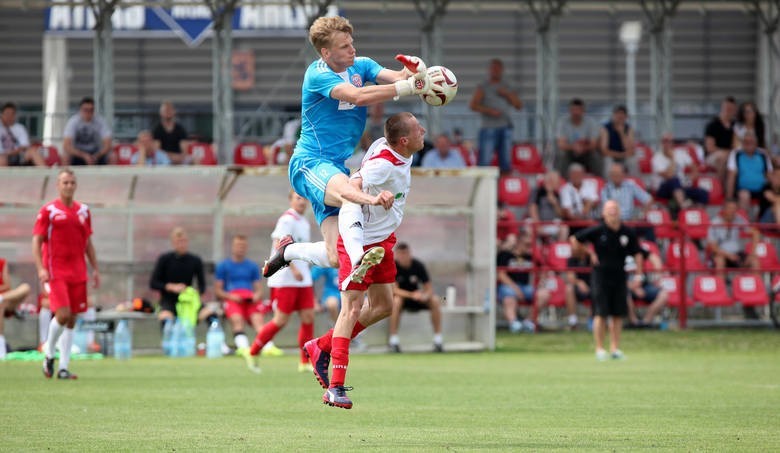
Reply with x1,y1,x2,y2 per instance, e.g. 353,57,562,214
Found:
619,21,642,118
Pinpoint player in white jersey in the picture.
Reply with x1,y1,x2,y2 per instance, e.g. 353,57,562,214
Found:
246,192,316,373
300,112,425,409
262,16,442,291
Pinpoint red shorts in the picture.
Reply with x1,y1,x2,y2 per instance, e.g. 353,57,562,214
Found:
224,289,270,319
338,233,397,291
48,279,88,314
270,286,314,314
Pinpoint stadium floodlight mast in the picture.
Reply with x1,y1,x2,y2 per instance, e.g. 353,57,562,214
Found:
619,20,642,118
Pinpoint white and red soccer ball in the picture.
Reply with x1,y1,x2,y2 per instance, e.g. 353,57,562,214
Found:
420,65,458,107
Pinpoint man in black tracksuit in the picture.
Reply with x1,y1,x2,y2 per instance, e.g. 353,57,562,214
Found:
570,200,644,361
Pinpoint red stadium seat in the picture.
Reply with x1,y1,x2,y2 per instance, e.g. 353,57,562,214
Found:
543,275,567,308
640,239,662,258
679,208,710,240
113,144,138,165
636,143,654,174
665,240,704,270
233,142,266,166
458,145,476,166
498,176,531,206
659,276,690,307
583,175,605,197
544,241,572,271
731,274,769,307
511,143,545,174
745,240,780,269
187,142,218,165
693,275,732,307
645,207,676,239
772,275,780,301
626,175,647,191
694,175,724,205
38,145,62,167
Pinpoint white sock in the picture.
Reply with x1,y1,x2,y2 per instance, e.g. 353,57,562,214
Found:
84,307,96,345
262,340,277,352
39,308,52,343
284,241,330,267
0,335,6,359
234,333,249,350
568,314,578,326
338,202,366,267
45,318,64,359
433,333,443,345
59,328,74,370
389,334,400,346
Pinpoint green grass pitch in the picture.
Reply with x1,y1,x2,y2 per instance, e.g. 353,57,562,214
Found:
2,329,779,451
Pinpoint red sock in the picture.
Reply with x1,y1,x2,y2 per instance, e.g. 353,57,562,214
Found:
317,321,365,354
298,322,314,363
249,321,281,356
317,328,334,353
329,336,350,388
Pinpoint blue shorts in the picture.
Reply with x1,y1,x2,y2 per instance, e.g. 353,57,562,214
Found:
497,283,534,304
632,283,661,303
288,153,349,225
320,288,340,305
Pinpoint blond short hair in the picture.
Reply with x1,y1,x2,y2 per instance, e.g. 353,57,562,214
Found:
309,16,353,54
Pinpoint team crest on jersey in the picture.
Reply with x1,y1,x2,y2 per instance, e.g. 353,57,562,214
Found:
351,74,363,87
620,235,628,246
394,192,405,200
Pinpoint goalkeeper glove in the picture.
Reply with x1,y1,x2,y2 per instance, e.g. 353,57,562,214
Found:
396,54,427,79
394,74,430,100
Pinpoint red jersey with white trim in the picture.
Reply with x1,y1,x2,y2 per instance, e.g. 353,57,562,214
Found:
33,199,92,282
353,138,412,244
267,208,312,288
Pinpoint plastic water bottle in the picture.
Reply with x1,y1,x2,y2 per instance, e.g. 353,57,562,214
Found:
114,320,132,360
179,320,196,357
206,321,225,359
161,319,174,356
73,319,89,354
170,319,183,358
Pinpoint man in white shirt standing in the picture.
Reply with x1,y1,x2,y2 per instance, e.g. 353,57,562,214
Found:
0,102,45,167
246,191,315,373
302,112,426,410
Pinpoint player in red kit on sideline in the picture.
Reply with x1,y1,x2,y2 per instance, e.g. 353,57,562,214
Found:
303,112,426,409
32,168,99,379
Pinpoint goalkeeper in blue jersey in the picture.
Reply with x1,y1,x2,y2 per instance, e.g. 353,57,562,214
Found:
263,16,441,289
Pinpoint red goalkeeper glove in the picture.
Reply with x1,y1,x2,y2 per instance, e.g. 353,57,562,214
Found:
396,54,427,79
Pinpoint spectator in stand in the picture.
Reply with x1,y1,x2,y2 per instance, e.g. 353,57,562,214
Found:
496,232,550,333
704,96,737,179
725,130,773,214
625,246,668,328
707,198,759,274
62,97,112,166
560,163,598,234
529,170,568,242
0,102,45,167
556,98,602,175
131,130,171,166
268,117,301,165
0,257,32,359
469,58,523,174
389,243,444,353
152,101,191,165
601,162,653,221
599,105,636,176
652,132,709,214
758,167,780,224
563,246,594,331
421,133,466,169
734,101,766,149
311,266,340,325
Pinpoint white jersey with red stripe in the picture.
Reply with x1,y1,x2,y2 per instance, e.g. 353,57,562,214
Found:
353,138,413,244
267,208,312,288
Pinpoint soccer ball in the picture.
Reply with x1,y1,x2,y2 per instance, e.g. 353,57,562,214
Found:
420,65,458,107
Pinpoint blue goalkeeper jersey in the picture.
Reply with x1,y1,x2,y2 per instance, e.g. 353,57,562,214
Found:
296,57,384,164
